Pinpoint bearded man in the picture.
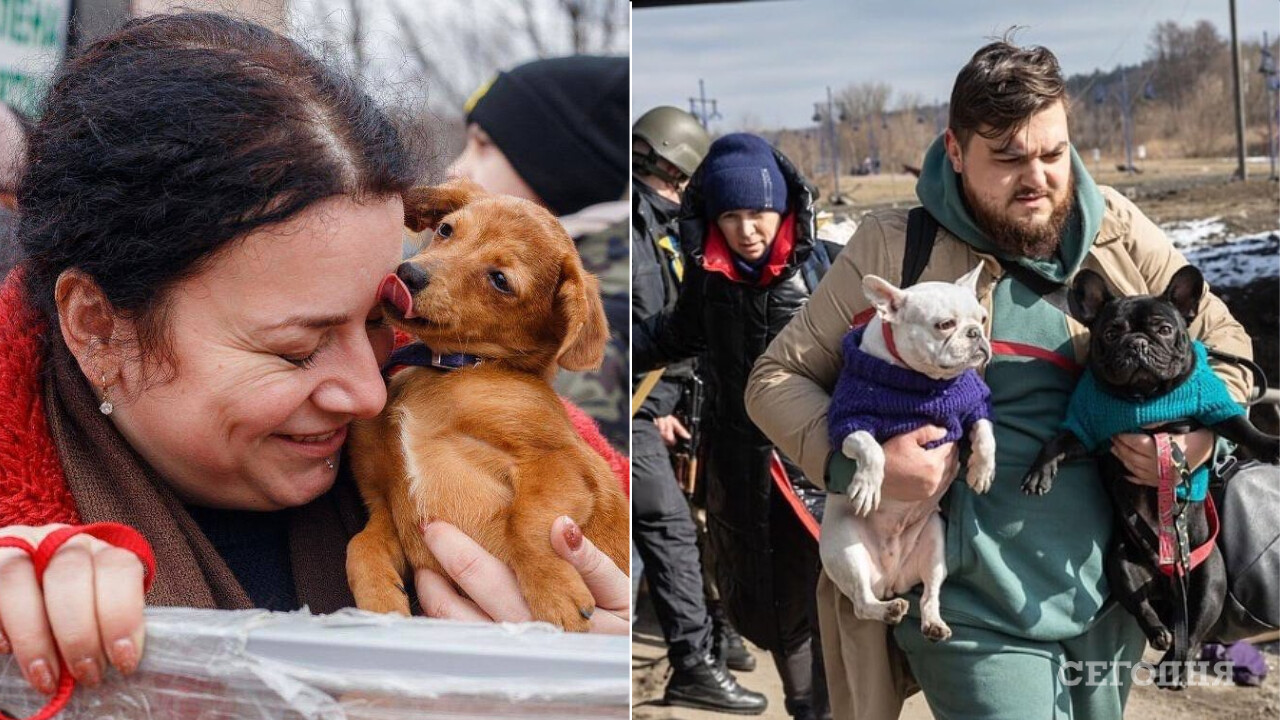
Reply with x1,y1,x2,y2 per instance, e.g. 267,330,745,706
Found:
745,38,1254,720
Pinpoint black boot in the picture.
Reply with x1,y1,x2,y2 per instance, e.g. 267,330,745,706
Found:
710,601,757,672
664,652,769,715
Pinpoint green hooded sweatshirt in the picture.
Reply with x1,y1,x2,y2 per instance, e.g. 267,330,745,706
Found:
902,136,1115,642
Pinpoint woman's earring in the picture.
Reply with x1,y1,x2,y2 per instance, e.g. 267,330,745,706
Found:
99,374,114,415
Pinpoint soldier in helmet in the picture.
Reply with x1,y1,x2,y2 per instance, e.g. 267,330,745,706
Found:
632,106,769,715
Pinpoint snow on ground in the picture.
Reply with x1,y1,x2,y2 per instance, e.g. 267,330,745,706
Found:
1181,229,1279,289
817,218,858,246
1159,216,1277,288
1161,216,1229,249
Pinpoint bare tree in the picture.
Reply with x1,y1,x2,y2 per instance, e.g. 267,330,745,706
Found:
348,0,366,79
518,0,549,57
837,81,892,121
295,0,627,119
1148,20,1226,112
387,1,469,110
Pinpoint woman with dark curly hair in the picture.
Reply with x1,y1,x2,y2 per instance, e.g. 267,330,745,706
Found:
0,12,627,699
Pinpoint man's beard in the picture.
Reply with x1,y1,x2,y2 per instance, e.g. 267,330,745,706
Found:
965,174,1075,260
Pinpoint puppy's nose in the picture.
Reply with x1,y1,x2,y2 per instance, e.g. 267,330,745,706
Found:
396,262,430,293
966,327,982,341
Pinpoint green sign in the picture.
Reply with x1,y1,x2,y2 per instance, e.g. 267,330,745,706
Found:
0,0,69,116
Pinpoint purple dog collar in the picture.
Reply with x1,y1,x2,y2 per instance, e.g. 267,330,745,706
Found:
384,342,483,374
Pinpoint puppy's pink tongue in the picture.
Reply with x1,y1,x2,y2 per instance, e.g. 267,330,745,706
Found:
378,274,417,319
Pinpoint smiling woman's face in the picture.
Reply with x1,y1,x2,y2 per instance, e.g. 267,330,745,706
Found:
108,195,403,510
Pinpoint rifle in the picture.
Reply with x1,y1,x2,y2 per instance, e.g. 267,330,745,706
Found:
670,374,705,497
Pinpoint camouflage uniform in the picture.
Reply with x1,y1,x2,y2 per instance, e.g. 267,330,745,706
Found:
554,202,630,451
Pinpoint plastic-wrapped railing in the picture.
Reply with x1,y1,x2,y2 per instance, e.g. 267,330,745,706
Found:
0,608,629,719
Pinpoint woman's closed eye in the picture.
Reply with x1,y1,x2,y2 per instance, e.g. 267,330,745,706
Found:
280,350,319,369
277,333,333,370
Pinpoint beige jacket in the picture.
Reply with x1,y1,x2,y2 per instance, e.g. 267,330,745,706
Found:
746,186,1253,486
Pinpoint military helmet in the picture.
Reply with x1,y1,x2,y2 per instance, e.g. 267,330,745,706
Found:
632,106,711,180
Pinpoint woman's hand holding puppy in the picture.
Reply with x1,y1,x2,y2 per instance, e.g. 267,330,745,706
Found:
416,517,629,634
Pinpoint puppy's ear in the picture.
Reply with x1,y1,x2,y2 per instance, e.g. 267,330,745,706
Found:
1069,269,1113,326
402,179,487,232
554,254,609,371
1162,265,1205,324
863,275,907,322
954,264,983,296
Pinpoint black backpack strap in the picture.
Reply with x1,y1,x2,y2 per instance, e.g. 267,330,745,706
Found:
1206,348,1271,405
902,207,939,287
999,259,1073,316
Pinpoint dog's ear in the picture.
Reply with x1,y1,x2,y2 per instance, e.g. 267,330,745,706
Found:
554,254,609,371
863,275,907,322
1162,265,1205,324
954,264,983,296
402,179,487,232
1069,269,1113,326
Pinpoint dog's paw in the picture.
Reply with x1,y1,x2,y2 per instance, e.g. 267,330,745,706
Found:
967,455,995,495
881,598,909,625
847,468,883,517
523,573,596,633
346,532,413,616
1150,628,1173,652
921,619,952,642
1020,464,1057,496
352,582,412,616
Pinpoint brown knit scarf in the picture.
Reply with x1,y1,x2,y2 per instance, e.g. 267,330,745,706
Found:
43,336,365,613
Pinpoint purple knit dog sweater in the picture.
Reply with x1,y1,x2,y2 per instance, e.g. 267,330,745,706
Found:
828,326,993,450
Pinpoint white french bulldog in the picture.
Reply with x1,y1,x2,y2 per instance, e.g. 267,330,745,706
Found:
820,266,996,641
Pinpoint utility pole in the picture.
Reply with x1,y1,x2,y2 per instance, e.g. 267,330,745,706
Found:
1229,0,1248,180
1261,32,1279,181
1120,69,1135,173
825,86,843,204
688,79,721,130
1097,68,1149,174
812,90,845,204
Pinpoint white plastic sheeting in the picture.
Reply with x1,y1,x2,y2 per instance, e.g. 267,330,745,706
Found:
0,607,629,719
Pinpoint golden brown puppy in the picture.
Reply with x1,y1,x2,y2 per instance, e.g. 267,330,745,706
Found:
346,180,629,631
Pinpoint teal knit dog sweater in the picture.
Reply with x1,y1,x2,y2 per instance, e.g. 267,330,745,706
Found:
1062,342,1243,500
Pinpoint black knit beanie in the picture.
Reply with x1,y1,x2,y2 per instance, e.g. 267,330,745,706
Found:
465,55,629,217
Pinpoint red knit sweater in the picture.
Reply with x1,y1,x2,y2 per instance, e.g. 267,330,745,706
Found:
0,273,627,528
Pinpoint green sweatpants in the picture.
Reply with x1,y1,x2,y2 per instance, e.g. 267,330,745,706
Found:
894,603,1147,720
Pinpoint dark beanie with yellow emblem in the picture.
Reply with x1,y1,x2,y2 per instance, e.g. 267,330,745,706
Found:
465,55,628,217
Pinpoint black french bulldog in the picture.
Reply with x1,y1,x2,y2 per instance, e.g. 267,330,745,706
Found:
1021,264,1280,689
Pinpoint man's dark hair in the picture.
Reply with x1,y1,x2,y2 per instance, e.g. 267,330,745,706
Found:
949,38,1067,147
18,12,425,368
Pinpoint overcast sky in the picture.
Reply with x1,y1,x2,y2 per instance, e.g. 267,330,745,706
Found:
633,0,1279,130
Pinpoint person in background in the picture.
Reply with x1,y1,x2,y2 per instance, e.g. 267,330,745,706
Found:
636,133,832,720
448,55,630,449
632,106,767,714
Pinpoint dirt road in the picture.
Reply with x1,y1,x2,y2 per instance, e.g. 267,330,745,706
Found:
633,597,1279,720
